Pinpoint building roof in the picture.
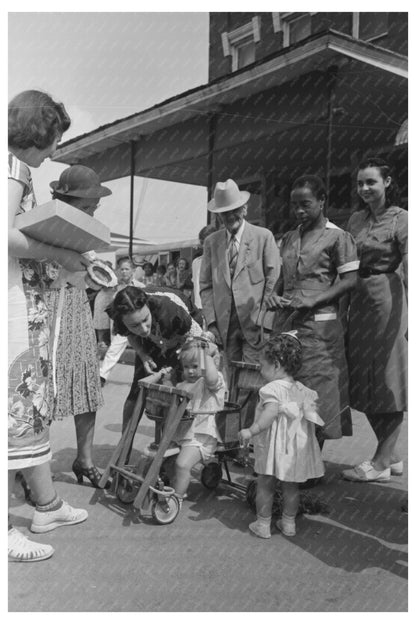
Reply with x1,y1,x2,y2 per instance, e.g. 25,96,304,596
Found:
53,29,408,171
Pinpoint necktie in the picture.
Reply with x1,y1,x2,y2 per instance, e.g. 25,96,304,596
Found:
228,235,238,278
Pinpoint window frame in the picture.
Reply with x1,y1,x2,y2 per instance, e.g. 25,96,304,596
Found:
352,12,389,42
221,16,261,71
282,13,313,48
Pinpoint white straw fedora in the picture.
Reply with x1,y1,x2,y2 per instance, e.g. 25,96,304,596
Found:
208,179,250,214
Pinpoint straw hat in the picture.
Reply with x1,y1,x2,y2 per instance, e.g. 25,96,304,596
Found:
50,165,112,199
208,179,250,214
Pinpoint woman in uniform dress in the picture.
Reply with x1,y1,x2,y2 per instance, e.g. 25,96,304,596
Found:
268,175,359,447
342,157,407,483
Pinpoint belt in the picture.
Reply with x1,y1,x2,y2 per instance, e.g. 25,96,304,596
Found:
358,268,395,278
285,280,331,292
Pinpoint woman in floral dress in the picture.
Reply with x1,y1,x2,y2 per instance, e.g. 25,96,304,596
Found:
8,90,88,562
44,165,112,487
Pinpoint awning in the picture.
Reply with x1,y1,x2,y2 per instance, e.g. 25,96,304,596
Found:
53,29,408,181
395,118,408,145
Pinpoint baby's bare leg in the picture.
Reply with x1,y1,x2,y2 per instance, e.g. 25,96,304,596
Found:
173,446,202,497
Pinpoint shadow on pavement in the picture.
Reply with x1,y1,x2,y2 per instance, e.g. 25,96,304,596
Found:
293,514,408,579
185,459,408,579
187,485,252,533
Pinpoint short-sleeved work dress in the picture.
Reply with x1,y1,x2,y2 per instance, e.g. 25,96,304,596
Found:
272,220,359,439
346,206,407,414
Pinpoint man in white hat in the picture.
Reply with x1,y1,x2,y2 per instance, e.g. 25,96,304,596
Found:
200,179,279,389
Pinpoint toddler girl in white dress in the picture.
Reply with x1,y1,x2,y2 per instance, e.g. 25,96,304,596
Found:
239,332,324,538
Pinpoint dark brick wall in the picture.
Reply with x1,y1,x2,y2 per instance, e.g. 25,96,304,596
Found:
209,12,408,81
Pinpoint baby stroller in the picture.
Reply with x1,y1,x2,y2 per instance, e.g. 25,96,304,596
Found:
99,378,192,524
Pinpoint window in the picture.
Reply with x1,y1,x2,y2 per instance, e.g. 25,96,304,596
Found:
235,38,256,69
352,13,388,42
222,17,260,71
273,13,312,47
158,253,169,266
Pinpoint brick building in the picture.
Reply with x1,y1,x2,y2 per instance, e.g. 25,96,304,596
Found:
54,12,408,237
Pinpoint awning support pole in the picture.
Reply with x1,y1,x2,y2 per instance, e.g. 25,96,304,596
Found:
325,66,338,213
207,113,217,225
129,140,136,259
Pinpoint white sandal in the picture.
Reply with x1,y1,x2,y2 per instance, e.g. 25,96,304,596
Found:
8,527,54,562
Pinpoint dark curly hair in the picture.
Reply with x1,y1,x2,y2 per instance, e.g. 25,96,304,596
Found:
263,334,303,377
106,286,149,336
291,174,327,202
357,156,401,208
8,90,71,150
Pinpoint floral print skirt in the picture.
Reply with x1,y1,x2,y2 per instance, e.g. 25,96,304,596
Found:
8,261,52,469
44,286,104,419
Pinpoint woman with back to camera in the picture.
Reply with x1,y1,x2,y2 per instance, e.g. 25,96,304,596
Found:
342,157,407,483
8,90,88,562
44,165,113,488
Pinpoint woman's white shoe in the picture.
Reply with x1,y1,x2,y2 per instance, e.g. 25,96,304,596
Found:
8,527,54,562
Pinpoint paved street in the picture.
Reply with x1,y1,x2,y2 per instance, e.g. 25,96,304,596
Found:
9,361,408,612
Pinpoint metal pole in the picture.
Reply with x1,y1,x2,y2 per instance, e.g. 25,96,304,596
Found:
207,113,217,224
129,141,136,259
325,66,338,213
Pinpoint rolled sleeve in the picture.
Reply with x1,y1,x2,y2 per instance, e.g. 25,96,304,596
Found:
337,260,360,274
395,210,408,257
335,231,359,274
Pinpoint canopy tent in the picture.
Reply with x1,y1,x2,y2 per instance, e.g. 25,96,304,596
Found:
131,237,199,256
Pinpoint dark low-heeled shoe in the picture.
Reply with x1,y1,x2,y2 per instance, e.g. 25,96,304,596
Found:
72,459,109,489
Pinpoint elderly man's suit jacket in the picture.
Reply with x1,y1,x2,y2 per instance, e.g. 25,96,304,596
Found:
200,222,279,347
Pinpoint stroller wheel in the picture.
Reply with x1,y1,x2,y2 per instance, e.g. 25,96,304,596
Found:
201,462,222,489
245,479,257,513
151,495,180,525
116,477,139,505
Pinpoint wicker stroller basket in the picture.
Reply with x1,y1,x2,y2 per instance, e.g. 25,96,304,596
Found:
138,380,193,422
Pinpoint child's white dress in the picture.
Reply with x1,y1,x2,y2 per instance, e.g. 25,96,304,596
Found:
253,378,325,482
